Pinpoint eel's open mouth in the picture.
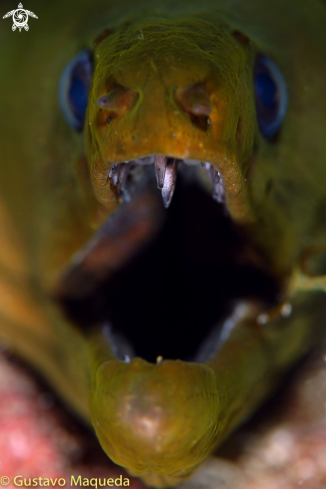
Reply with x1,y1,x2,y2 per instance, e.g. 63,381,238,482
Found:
56,156,280,364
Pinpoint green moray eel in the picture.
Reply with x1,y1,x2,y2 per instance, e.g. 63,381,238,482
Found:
1,0,326,487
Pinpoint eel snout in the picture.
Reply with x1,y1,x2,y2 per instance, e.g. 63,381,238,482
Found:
86,21,256,225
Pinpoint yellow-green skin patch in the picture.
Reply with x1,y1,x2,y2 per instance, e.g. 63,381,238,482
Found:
0,0,326,487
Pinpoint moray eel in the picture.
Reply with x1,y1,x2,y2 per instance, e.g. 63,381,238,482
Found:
1,0,326,487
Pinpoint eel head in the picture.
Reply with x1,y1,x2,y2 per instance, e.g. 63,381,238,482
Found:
54,14,326,488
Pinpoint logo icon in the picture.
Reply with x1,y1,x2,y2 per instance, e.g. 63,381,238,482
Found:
3,3,38,32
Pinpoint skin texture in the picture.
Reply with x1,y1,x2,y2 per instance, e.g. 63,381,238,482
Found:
0,0,326,487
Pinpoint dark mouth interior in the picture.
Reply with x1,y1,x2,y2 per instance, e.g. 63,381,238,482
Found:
56,164,279,363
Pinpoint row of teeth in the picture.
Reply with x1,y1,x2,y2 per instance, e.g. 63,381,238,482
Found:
108,156,225,208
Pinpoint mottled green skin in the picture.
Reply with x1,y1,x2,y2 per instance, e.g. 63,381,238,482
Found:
0,0,326,487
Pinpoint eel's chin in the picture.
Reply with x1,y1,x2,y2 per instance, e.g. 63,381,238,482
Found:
90,359,219,487
55,156,283,486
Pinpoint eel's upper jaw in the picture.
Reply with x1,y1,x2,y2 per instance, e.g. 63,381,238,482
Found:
107,156,226,210
85,23,257,227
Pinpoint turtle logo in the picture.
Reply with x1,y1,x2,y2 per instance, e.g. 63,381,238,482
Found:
3,3,38,32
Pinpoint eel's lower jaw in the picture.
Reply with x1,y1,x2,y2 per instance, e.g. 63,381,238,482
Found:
103,300,261,365
90,358,221,485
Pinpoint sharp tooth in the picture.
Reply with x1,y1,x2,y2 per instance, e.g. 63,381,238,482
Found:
154,155,167,189
213,169,220,184
161,158,178,208
212,171,225,203
109,163,131,201
202,162,213,180
118,162,130,187
109,164,119,185
201,162,209,169
206,166,225,203
211,166,218,183
213,183,225,203
118,162,131,202
201,163,225,203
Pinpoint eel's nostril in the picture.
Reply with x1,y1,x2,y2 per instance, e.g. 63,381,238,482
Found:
174,84,211,130
174,84,211,116
98,85,139,113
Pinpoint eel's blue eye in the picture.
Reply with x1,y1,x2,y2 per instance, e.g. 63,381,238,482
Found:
58,50,93,131
254,54,287,139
